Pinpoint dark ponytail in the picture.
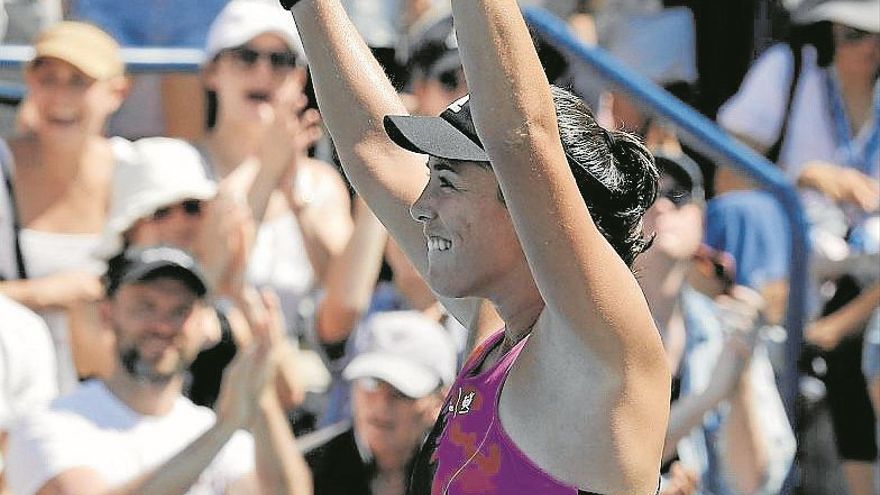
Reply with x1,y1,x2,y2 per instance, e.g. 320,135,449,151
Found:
551,86,659,267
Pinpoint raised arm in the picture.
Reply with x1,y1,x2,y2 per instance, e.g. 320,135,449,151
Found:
286,1,490,328
449,1,667,491
315,196,387,344
449,0,663,372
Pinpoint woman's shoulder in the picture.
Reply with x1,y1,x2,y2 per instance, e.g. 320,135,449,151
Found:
301,157,348,187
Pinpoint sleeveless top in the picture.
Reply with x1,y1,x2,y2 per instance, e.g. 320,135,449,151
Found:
196,148,317,336
407,330,604,495
19,229,105,393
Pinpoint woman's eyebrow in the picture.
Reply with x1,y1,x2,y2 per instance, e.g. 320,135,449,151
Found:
429,159,462,174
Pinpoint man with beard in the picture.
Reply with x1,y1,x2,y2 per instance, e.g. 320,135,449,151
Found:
4,245,312,495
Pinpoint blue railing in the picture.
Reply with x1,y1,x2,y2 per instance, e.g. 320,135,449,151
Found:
523,7,810,421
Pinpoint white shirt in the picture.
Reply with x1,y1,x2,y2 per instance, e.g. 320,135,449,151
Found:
718,43,880,239
5,381,254,495
0,295,58,432
718,43,879,181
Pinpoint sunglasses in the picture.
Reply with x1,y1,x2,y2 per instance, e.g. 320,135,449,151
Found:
658,179,694,208
225,46,298,71
152,199,203,221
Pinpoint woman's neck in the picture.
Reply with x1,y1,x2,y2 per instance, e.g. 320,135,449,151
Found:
489,273,545,353
833,60,878,132
205,119,264,178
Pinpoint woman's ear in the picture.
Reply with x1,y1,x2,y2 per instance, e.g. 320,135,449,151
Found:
109,75,132,110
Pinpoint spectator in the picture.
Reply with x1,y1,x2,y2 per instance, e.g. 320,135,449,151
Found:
638,154,796,494
0,22,130,392
716,1,879,492
70,0,229,140
95,136,309,409
0,295,58,495
302,310,455,495
404,13,467,117
200,0,352,339
4,245,311,495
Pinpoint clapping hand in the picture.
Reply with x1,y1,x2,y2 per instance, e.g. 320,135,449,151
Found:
704,286,764,402
799,161,880,212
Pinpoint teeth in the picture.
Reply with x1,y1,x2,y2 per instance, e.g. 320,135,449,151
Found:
427,237,451,252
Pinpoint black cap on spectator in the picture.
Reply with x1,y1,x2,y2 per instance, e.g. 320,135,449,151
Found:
654,152,705,205
104,245,209,297
407,15,462,88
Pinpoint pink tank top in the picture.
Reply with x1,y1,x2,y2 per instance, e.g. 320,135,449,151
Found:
407,330,604,495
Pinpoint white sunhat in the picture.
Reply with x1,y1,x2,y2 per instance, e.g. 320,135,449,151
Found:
204,0,307,64
787,0,880,33
96,137,217,259
343,311,457,399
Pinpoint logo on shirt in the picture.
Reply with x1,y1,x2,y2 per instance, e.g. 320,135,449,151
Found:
448,387,477,415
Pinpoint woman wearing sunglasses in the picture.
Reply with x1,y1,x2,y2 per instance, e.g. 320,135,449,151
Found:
199,0,353,346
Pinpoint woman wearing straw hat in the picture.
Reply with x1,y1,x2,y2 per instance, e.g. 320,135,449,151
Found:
0,22,129,392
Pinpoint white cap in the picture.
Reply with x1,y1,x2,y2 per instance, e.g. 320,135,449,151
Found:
204,0,307,64
788,0,880,32
96,137,217,259
343,311,457,399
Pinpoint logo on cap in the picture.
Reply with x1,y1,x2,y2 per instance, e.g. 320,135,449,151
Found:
447,95,470,114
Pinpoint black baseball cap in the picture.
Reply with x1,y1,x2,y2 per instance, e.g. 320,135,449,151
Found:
385,95,488,163
654,152,705,204
407,15,462,85
384,96,615,199
104,245,209,297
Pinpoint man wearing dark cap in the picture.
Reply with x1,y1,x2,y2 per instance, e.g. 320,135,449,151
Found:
5,245,311,495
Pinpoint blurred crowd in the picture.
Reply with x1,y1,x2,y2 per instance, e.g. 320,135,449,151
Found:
0,0,877,494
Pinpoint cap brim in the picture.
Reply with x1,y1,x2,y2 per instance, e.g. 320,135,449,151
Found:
122,262,208,297
34,45,119,80
343,353,441,399
384,115,489,162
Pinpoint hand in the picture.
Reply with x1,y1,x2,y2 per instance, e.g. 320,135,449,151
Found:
258,72,320,182
714,285,765,334
805,320,844,351
704,286,763,403
216,337,276,428
798,161,880,212
241,289,305,409
194,182,255,297
660,462,699,495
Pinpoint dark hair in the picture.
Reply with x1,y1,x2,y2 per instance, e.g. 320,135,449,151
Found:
550,85,659,267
